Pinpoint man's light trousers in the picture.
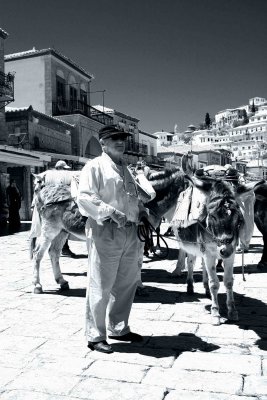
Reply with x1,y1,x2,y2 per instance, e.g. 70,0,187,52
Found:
85,220,139,342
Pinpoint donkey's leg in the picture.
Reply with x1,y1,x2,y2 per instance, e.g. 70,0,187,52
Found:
186,254,196,295
49,230,70,290
171,248,186,277
202,258,211,298
258,233,267,269
204,254,221,325
32,221,62,294
32,235,53,294
223,254,238,321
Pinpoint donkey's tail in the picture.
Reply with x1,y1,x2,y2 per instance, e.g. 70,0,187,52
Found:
29,237,37,259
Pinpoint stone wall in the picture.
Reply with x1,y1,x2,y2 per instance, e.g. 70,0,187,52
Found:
57,114,102,157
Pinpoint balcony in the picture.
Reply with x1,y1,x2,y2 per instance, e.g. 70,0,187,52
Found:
125,140,148,155
52,100,113,125
0,71,14,104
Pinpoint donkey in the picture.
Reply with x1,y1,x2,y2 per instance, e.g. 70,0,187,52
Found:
31,183,87,294
254,182,267,269
30,166,186,294
172,155,262,325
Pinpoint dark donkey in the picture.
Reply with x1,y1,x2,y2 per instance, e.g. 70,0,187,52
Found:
172,155,262,325
254,181,267,269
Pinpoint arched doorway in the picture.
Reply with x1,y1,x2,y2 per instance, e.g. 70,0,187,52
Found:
84,136,102,158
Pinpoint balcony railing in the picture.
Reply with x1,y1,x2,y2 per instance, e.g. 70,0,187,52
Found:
125,140,148,155
0,71,14,102
52,100,113,125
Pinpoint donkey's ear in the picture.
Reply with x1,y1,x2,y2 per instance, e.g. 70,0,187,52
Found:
32,173,37,178
236,180,265,197
185,175,212,193
253,181,267,200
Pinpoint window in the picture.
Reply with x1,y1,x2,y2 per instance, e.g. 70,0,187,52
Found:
80,89,87,104
70,86,77,102
56,76,66,103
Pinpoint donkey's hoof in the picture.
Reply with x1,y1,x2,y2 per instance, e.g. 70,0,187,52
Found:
171,270,183,278
187,285,194,295
211,316,221,326
228,310,239,321
33,285,43,294
60,282,69,291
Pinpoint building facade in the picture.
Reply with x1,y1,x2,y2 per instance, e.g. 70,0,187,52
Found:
5,47,113,159
93,105,158,166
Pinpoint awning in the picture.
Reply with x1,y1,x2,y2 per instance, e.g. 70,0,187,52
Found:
33,150,89,165
0,145,50,167
0,146,90,168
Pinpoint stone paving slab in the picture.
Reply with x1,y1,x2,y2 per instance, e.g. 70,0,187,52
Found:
0,223,267,399
69,378,166,400
243,376,267,397
142,367,243,393
172,351,261,375
165,391,258,400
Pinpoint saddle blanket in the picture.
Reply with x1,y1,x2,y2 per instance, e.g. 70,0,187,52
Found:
171,186,206,228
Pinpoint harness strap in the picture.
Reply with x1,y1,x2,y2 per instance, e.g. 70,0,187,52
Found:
137,217,169,259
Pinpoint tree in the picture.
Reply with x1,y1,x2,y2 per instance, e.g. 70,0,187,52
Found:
205,113,211,129
251,100,256,113
241,109,249,125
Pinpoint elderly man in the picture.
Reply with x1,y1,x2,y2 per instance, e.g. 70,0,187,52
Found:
77,124,147,354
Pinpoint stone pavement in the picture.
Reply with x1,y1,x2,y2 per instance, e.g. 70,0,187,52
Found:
0,222,267,400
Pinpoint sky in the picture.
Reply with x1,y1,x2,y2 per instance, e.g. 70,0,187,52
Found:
1,0,267,134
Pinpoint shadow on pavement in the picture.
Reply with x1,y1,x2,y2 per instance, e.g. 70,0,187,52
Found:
0,222,31,237
63,272,87,277
203,292,267,351
142,247,179,263
134,284,208,304
111,333,220,357
71,254,88,259
44,288,86,297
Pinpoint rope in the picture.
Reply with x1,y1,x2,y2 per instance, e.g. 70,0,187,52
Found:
137,217,169,259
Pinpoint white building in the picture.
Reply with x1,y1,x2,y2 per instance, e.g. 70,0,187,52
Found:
153,130,174,147
249,96,267,107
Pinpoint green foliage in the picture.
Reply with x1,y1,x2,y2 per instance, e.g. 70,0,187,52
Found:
241,109,249,124
251,101,256,113
205,113,211,129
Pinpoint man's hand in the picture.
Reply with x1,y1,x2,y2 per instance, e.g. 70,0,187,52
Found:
110,209,127,228
138,209,149,225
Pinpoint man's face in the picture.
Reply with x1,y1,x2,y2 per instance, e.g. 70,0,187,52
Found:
103,135,127,156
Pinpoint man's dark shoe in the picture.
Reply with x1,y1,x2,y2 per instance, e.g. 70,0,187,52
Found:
109,332,143,342
87,340,113,354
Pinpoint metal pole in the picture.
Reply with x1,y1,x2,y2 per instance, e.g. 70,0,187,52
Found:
102,90,106,112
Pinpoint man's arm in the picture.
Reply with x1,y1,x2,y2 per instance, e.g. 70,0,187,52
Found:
77,162,125,225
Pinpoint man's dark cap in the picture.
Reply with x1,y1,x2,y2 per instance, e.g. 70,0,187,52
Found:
98,124,131,140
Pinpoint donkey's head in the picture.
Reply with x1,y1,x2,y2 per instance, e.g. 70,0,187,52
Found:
204,180,244,258
32,173,45,195
182,155,245,258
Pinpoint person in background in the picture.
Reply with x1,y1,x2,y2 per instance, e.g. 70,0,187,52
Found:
77,124,150,354
6,179,21,230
